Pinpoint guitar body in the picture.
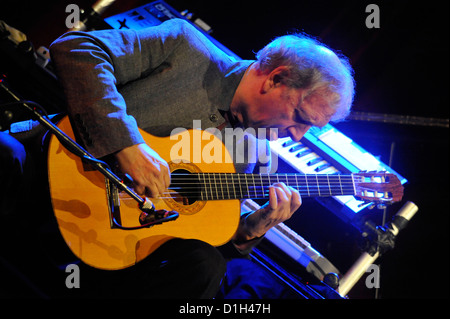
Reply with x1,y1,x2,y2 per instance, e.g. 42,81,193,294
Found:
47,116,240,270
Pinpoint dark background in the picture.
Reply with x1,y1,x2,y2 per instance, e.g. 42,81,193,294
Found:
1,0,448,299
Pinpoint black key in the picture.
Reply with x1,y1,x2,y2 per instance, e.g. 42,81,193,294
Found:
307,157,323,166
315,163,332,172
296,149,313,158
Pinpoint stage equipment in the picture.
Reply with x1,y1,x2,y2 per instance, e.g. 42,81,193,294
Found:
0,21,64,131
337,201,418,296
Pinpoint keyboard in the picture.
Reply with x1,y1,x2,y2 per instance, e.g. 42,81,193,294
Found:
270,124,407,225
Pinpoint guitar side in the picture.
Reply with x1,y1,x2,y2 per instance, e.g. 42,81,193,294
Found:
47,116,240,270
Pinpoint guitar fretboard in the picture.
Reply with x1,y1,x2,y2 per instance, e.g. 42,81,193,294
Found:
170,173,357,201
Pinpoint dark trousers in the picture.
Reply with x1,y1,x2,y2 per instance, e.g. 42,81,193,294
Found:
0,131,29,217
0,131,226,299
50,238,227,299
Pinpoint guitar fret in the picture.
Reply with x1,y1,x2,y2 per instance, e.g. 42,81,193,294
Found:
251,174,257,198
212,173,219,200
244,175,251,198
259,175,265,198
305,174,310,196
222,174,226,200
205,173,211,200
294,174,300,194
210,173,216,199
315,174,321,196
238,174,243,199
228,174,233,199
224,174,228,198
223,174,229,200
227,174,232,199
206,173,210,201
351,174,357,196
216,173,220,200
206,173,211,200
219,174,224,200
231,174,236,199
200,173,207,201
221,174,226,199
221,174,225,199
326,174,331,196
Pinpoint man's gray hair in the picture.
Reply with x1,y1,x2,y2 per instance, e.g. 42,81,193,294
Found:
255,33,355,121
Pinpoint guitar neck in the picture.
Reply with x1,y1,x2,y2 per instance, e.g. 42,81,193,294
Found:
170,173,356,201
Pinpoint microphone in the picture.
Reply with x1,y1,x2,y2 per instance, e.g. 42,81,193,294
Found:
337,201,418,297
69,0,116,31
388,201,418,236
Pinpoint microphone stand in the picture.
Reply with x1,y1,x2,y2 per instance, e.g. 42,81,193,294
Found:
336,201,419,297
1,79,178,228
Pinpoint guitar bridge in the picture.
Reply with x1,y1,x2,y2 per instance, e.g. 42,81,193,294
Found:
105,177,178,230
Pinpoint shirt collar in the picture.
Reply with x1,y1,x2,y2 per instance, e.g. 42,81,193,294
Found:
217,59,254,112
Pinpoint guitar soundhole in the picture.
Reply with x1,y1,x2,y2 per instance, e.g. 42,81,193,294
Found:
170,169,201,205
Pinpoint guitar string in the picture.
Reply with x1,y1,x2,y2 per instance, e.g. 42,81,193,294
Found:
166,174,383,191
167,174,357,194
167,174,358,183
120,173,390,199
161,174,392,199
167,175,357,189
151,175,358,200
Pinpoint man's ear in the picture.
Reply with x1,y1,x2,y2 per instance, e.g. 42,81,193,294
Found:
261,66,290,93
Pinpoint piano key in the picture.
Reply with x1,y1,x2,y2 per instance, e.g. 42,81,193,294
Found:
282,139,297,147
271,137,335,175
289,144,307,152
270,137,363,212
272,138,336,170
296,149,313,158
314,162,332,172
307,157,323,166
303,161,338,175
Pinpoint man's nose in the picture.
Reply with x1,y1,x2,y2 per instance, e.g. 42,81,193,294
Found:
288,125,310,142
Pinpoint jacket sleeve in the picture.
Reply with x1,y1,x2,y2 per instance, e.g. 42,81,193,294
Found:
49,19,192,158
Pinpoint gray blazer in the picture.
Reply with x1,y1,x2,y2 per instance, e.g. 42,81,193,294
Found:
50,19,255,163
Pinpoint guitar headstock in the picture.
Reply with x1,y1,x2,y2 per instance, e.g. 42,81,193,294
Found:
353,171,404,207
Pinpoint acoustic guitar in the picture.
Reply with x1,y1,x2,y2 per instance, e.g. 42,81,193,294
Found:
47,116,403,270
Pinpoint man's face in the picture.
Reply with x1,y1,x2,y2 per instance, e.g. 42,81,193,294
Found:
240,85,336,142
